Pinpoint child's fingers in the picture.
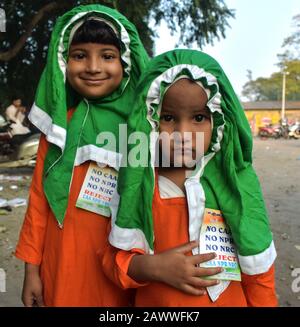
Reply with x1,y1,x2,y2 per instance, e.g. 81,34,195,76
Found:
22,293,34,307
190,252,217,264
180,284,207,296
172,240,199,254
194,266,223,277
35,293,45,307
189,276,220,288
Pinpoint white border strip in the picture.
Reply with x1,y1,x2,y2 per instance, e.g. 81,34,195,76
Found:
109,224,153,254
28,103,66,150
109,189,152,253
238,240,277,275
74,145,123,170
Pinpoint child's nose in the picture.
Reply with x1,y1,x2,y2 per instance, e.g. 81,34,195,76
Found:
174,120,190,135
86,57,102,73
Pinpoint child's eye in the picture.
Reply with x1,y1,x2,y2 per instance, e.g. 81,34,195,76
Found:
71,53,86,60
103,53,116,60
161,114,174,122
194,114,205,122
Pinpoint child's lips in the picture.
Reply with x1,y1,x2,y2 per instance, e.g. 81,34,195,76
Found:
81,78,108,85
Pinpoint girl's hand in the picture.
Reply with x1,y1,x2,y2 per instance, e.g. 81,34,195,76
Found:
22,263,45,307
128,240,223,296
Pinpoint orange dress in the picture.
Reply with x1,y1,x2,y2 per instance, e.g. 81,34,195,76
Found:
104,179,278,307
15,131,133,307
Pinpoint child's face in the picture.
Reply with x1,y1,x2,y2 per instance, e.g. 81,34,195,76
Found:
67,43,123,99
159,79,212,168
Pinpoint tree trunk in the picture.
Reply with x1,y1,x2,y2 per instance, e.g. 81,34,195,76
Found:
0,2,66,61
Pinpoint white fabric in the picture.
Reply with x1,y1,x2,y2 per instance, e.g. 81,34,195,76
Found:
10,121,30,136
158,175,185,198
158,174,230,302
16,111,26,124
197,80,211,99
108,189,153,254
238,240,277,275
28,103,66,151
6,105,30,136
207,280,231,302
183,176,230,302
5,105,18,123
74,145,123,170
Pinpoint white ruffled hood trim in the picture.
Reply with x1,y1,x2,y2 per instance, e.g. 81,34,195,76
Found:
29,9,132,158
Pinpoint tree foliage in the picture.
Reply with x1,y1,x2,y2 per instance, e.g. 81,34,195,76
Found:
242,14,300,101
281,13,300,61
0,0,234,109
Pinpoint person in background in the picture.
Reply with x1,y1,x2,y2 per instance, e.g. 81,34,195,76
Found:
5,97,23,123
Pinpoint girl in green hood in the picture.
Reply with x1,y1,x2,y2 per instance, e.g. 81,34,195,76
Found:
15,5,148,306
106,49,278,307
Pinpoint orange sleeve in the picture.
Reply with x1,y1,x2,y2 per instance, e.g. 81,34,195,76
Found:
241,264,278,307
102,243,148,290
15,134,50,265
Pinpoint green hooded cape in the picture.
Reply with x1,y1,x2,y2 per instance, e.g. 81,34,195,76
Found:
109,49,276,276
28,5,149,227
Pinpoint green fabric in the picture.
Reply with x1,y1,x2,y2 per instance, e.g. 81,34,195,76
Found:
115,49,273,257
29,5,149,226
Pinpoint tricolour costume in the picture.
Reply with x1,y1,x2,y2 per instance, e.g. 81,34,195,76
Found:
15,4,149,306
108,49,277,304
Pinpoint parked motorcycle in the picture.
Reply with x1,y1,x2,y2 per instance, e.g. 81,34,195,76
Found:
273,124,289,139
0,114,9,132
288,123,300,139
258,125,279,139
0,115,40,168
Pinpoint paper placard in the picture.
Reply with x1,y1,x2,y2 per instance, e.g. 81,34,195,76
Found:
76,162,118,217
199,208,241,281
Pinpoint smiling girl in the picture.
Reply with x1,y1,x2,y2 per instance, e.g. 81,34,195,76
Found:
15,5,148,307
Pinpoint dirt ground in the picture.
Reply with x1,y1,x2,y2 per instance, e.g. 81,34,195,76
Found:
0,138,299,307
